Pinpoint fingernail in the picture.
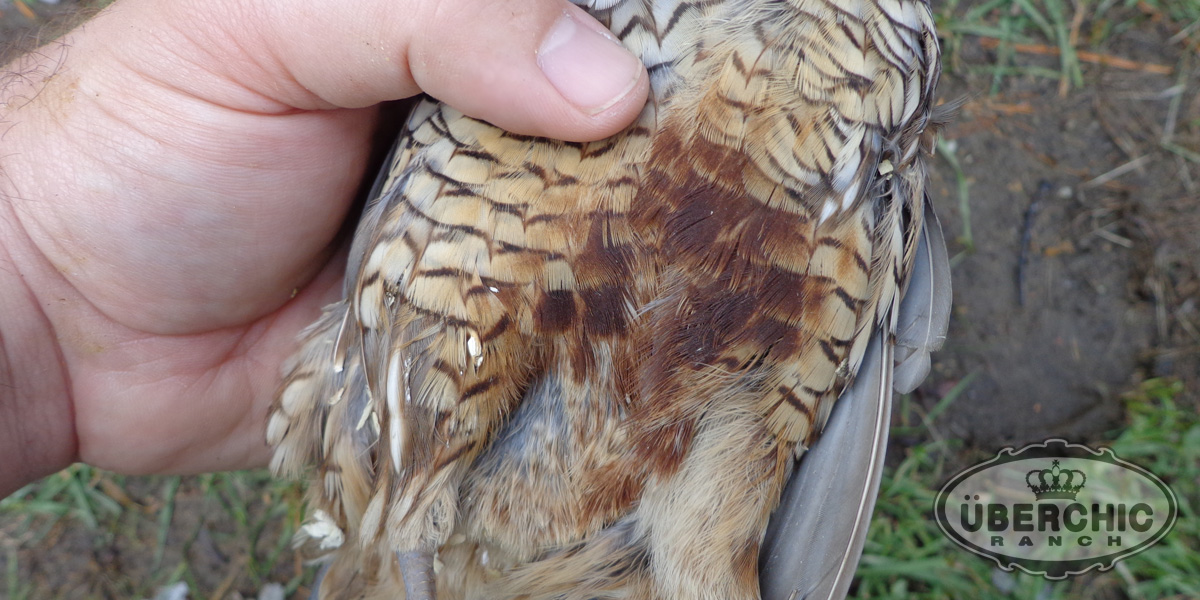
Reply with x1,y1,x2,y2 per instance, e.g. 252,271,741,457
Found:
537,12,642,115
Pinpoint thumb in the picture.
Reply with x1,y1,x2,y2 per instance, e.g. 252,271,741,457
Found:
242,0,650,141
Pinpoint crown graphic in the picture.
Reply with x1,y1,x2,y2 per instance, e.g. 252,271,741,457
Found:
1026,460,1087,501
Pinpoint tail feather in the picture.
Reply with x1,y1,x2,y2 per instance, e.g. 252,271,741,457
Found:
269,304,348,477
270,301,380,560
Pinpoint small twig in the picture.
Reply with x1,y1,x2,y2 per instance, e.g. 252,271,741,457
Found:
14,0,37,21
1167,19,1200,45
1163,142,1200,164
1161,53,1191,145
1176,155,1196,193
1149,275,1169,340
1092,97,1142,161
1179,310,1200,342
1017,181,1052,307
978,38,1173,75
1067,0,1085,50
1082,155,1150,188
1092,227,1134,248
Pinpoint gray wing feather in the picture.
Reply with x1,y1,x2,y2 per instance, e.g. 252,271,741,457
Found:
342,142,401,295
758,205,950,600
893,202,952,394
759,328,892,600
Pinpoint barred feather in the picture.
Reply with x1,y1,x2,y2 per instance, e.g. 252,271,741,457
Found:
268,0,947,598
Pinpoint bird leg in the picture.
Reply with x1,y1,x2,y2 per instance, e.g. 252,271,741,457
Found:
397,550,435,600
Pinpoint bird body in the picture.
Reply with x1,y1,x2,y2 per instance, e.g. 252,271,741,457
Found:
268,1,947,598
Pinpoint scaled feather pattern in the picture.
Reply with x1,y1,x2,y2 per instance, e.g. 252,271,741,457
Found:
268,0,949,598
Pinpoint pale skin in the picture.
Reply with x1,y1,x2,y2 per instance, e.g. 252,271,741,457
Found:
0,0,650,497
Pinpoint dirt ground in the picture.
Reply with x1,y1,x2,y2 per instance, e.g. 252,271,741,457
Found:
925,8,1199,447
2,0,1197,597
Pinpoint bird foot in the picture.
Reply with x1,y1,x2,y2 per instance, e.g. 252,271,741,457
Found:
396,550,435,600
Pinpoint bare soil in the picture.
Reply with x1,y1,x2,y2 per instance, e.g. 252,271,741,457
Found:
921,8,1199,448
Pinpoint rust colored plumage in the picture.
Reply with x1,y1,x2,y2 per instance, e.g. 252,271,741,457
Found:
268,0,949,598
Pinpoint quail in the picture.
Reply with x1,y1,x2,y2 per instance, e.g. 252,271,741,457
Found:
268,0,950,598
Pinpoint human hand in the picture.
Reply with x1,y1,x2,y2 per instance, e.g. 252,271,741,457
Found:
0,0,648,495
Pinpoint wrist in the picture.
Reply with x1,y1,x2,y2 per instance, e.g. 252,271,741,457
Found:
0,181,76,499
0,40,84,498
